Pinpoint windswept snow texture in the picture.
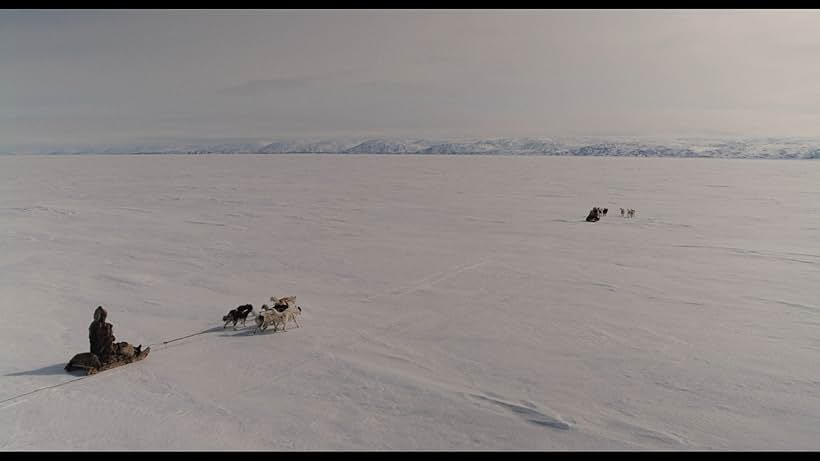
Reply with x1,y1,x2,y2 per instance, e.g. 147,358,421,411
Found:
1,155,819,450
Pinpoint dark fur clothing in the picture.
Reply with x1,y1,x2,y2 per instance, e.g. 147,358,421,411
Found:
89,306,115,363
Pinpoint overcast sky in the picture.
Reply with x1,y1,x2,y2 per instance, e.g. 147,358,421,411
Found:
4,9,820,150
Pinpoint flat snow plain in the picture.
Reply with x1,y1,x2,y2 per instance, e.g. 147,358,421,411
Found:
1,154,818,450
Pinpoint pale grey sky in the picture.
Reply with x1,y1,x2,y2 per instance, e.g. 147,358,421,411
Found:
4,9,820,150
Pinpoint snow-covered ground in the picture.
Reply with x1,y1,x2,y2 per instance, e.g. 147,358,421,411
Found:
1,154,818,450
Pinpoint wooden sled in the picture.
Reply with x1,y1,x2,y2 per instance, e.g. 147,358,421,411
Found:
65,347,151,376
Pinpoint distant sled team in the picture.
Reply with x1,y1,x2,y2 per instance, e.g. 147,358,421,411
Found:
220,296,303,334
587,206,636,222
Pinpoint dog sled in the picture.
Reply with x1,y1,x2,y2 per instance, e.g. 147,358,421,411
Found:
65,306,150,375
65,346,150,376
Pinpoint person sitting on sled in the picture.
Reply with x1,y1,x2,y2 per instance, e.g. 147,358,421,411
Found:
89,306,141,364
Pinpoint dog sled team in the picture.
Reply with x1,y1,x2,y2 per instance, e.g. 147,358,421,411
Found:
64,296,304,375
222,295,303,334
586,206,636,222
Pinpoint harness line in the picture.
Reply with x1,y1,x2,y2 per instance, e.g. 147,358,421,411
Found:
1,327,215,407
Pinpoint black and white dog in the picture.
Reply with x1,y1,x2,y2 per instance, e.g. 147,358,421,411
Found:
263,303,295,313
223,304,254,330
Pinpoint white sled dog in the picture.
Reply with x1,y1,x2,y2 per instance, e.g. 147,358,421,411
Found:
253,309,280,334
276,304,302,331
254,304,302,333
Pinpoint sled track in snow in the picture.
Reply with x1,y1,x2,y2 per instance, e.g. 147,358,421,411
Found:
0,259,486,408
5,259,493,409
0,327,216,407
0,376,88,407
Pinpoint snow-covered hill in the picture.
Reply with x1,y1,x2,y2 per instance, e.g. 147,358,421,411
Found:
6,137,820,159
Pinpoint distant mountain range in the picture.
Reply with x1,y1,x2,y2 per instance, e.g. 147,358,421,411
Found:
6,137,820,159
